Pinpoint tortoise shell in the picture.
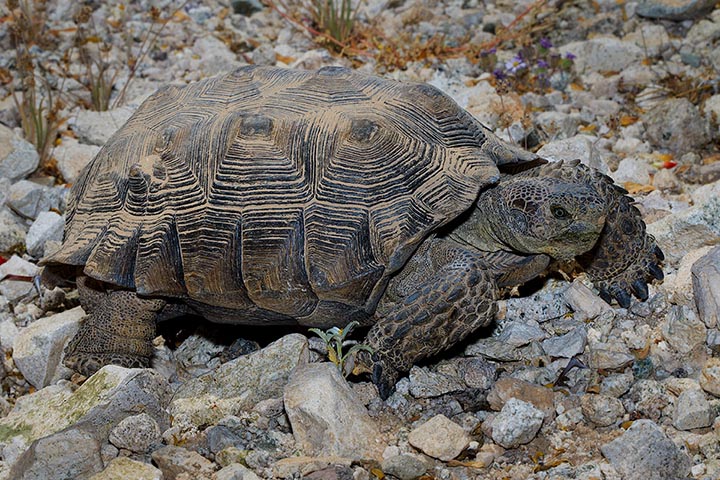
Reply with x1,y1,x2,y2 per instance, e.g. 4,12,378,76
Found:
46,66,521,325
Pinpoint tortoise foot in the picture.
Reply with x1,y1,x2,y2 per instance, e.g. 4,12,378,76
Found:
63,349,151,377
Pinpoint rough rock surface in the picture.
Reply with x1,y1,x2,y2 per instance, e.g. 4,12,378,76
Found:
407,414,470,461
490,398,545,448
284,362,384,460
0,125,39,182
601,419,692,480
170,334,309,426
88,457,163,480
12,306,84,389
692,246,720,328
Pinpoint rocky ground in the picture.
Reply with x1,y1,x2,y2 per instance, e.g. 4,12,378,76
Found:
1,0,720,479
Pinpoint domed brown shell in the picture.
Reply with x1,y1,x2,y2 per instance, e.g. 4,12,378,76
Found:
45,66,521,323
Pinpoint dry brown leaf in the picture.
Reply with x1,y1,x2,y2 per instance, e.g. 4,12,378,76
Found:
447,459,489,469
623,182,656,194
370,468,385,479
173,10,191,22
619,115,638,126
275,54,296,64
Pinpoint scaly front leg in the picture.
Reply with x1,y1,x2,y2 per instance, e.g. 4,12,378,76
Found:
578,171,664,307
361,239,551,399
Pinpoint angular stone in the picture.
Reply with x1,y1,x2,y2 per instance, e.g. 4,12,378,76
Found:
600,373,634,398
70,107,135,146
536,135,606,173
534,111,581,139
588,342,635,370
0,317,19,354
673,389,712,430
171,334,309,426
622,24,671,57
192,36,243,76
560,37,643,74
151,445,216,479
215,463,262,480
637,0,717,20
487,377,555,421
381,454,427,480
497,320,546,347
25,211,64,258
692,246,720,329
700,358,720,397
662,246,714,306
88,457,162,480
661,305,706,354
8,427,103,480
0,125,39,182
0,366,171,473
490,398,545,448
108,413,161,453
542,326,587,358
284,362,383,460
601,419,692,480
580,394,624,427
627,380,670,420
273,457,354,479
648,197,720,265
52,137,100,184
0,255,39,303
0,208,28,253
408,414,470,461
7,180,64,220
563,280,614,321
408,366,464,398
644,98,711,152
610,156,653,185
12,306,84,389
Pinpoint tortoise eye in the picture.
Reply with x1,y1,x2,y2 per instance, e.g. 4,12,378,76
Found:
551,205,569,219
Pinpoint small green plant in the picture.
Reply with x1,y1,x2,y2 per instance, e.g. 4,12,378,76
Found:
7,0,65,171
65,3,186,111
306,0,360,50
309,321,373,376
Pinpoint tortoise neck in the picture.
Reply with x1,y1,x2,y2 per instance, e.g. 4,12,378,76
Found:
446,197,508,253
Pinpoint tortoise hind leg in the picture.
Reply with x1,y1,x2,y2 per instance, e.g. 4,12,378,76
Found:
64,280,166,376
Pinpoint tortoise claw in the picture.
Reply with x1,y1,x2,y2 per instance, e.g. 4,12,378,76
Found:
371,353,401,400
612,288,632,309
654,245,665,261
631,279,649,301
648,263,664,280
598,287,612,305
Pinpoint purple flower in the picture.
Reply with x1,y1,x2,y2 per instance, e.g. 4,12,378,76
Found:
539,37,553,49
505,55,526,73
537,59,549,68
565,52,576,60
483,47,497,55
493,69,507,80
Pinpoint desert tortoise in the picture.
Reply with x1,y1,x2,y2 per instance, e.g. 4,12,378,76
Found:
42,66,663,397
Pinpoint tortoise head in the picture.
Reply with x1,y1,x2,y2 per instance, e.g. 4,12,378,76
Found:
479,174,608,261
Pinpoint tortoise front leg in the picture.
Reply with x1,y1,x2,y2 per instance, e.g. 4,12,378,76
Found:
64,280,166,376
579,182,664,308
365,239,499,399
